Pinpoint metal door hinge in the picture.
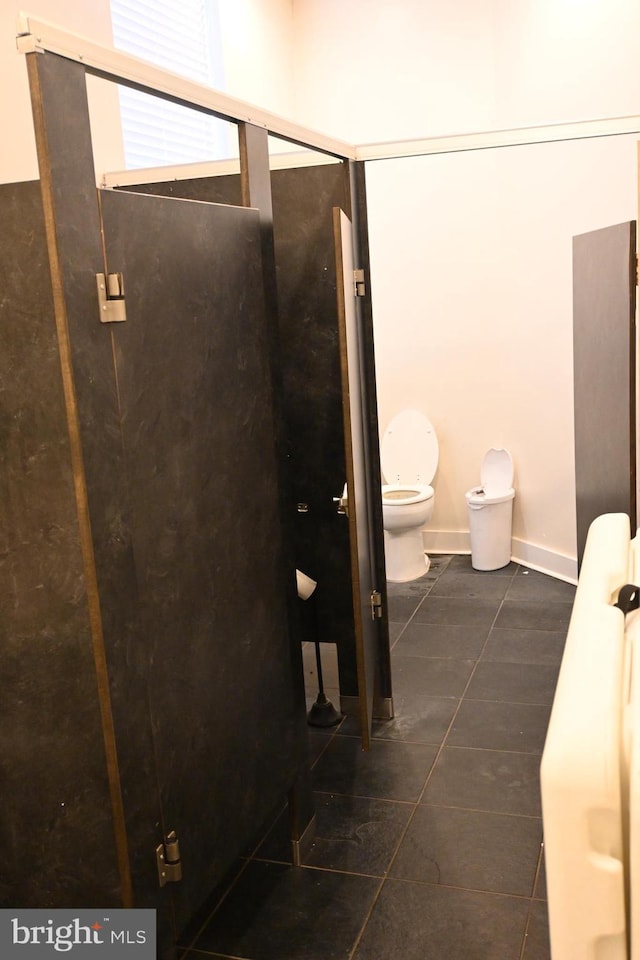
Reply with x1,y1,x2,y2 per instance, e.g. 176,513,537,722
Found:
370,590,383,620
97,272,126,323
354,269,366,297
156,830,182,887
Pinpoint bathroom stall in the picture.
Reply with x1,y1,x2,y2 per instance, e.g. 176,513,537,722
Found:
110,149,393,737
2,21,392,956
1,47,314,958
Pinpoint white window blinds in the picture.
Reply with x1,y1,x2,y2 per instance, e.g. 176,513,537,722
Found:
110,0,229,168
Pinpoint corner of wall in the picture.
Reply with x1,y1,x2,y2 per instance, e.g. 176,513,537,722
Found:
422,529,578,584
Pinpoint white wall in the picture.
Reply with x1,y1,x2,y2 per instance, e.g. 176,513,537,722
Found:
293,0,640,580
366,135,638,580
292,0,498,144
218,0,295,119
0,0,124,184
494,0,640,129
293,0,640,141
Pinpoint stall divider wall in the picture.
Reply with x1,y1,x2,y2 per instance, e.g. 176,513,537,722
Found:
4,24,394,956
2,46,316,958
115,158,392,730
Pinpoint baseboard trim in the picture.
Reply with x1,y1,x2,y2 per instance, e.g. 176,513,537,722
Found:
511,537,577,585
422,529,470,555
422,530,578,584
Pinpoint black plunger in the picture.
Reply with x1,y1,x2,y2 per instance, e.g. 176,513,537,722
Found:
307,597,341,728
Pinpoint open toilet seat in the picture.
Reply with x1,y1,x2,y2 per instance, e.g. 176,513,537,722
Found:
382,484,434,506
380,410,439,487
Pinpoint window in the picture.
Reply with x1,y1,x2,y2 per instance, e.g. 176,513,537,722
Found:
110,0,230,168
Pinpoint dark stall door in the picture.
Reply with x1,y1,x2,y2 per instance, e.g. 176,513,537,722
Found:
333,207,380,748
98,189,307,934
573,221,636,565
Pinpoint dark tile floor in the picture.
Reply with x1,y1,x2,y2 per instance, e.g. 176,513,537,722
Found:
179,554,575,960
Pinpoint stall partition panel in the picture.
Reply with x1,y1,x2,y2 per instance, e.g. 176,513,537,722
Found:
98,188,309,932
333,208,378,746
269,165,359,701
573,221,636,565
0,180,125,907
121,164,393,736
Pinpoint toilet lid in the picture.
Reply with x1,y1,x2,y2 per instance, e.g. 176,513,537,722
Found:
380,410,439,484
481,448,513,493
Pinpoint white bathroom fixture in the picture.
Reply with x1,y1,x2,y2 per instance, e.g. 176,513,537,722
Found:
465,448,515,570
380,409,438,582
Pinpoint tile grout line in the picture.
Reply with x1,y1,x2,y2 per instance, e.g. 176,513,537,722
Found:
348,559,459,958
347,562,526,958
339,560,555,957
387,556,454,653
518,843,547,960
413,561,523,797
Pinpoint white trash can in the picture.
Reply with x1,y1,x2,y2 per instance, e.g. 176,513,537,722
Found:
465,447,515,571
466,487,515,570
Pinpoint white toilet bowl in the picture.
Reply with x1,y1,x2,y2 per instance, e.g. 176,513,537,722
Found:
381,410,439,582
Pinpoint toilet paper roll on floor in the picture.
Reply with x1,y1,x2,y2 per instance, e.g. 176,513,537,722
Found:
296,569,317,600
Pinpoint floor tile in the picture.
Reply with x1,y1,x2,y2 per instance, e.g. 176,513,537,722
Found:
312,735,438,801
446,699,551,753
413,595,501,628
255,791,412,876
353,878,529,960
338,694,458,744
506,569,576,603
393,621,488,660
465,661,560,705
183,558,568,960
387,594,424,623
390,653,475,698
482,627,566,665
494,600,572,632
192,860,380,960
386,570,437,599
522,900,551,959
423,746,542,816
430,571,511,600
390,804,542,896
307,730,333,767
388,621,405,644
386,593,425,622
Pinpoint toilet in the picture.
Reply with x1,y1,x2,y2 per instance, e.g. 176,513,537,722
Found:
380,409,438,582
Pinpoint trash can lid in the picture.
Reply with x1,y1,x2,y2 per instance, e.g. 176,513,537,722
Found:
480,448,513,494
466,485,515,506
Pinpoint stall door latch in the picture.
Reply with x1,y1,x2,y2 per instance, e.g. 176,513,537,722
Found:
370,590,383,620
353,269,366,297
96,272,127,324
156,830,182,887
